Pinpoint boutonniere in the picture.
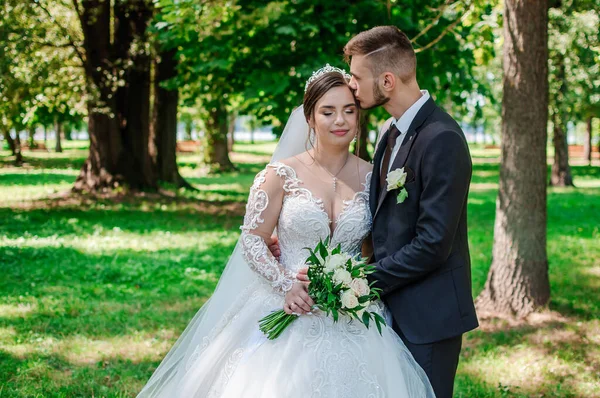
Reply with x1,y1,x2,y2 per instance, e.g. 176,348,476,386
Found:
386,167,408,204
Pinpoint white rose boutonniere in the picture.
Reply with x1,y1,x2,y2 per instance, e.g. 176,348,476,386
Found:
386,167,409,203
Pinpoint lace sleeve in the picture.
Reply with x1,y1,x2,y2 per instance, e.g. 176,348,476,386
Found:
240,165,297,295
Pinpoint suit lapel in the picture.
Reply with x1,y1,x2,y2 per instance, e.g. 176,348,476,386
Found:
370,128,391,215
373,97,437,220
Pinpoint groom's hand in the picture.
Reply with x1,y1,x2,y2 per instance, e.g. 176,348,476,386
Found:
268,235,281,259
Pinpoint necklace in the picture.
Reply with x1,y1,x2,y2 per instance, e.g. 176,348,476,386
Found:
314,155,350,192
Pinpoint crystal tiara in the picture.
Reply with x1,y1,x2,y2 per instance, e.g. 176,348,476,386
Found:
304,64,352,93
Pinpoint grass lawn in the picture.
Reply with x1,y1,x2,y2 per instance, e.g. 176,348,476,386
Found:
1,140,599,397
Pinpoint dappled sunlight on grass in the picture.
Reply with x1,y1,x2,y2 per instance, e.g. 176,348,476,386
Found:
1,141,599,396
460,315,600,397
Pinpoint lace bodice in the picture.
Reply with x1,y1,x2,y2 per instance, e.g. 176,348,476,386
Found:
240,162,373,295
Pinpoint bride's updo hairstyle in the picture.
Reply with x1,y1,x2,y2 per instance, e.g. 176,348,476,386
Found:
302,71,361,153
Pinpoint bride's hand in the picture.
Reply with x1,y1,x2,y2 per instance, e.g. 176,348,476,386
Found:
296,267,309,283
284,282,314,315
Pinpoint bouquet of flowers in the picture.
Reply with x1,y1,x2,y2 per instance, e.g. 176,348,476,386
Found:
259,238,386,340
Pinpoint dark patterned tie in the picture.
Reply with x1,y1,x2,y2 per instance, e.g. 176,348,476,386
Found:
379,124,401,190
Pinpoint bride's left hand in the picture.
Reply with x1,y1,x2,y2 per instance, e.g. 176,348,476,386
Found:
284,282,314,315
296,267,309,283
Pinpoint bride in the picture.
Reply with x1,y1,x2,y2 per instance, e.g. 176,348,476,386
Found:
137,65,434,397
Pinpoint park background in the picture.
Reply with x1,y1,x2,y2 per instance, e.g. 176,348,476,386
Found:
1,0,599,397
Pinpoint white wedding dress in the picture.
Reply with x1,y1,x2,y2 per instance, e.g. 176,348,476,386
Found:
137,160,434,398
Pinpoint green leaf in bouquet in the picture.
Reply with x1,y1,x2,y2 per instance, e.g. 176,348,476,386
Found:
323,236,330,247
332,309,339,322
374,314,383,335
358,295,371,304
331,244,342,255
373,312,387,328
327,292,336,305
361,311,370,328
318,241,328,262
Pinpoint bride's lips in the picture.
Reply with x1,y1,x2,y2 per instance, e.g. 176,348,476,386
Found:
331,129,349,137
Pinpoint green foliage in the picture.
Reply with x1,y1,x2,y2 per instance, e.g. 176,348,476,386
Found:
0,0,86,133
153,0,495,135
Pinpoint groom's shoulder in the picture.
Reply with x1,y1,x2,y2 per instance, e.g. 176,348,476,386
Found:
420,106,464,139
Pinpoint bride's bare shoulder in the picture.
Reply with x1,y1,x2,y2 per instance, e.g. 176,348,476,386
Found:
273,152,312,169
349,154,373,179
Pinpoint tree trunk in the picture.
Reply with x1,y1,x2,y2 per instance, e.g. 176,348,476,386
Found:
28,127,36,149
203,100,235,171
74,0,157,191
184,120,193,140
550,114,573,186
549,53,573,187
2,128,16,155
44,126,48,144
13,131,23,165
64,125,73,141
583,116,592,166
227,112,236,152
476,0,550,317
55,120,63,153
354,112,372,161
150,46,191,188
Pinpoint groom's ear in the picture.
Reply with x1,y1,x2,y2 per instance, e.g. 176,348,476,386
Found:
381,72,396,92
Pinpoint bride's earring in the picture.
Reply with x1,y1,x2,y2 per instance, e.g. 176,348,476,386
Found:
310,128,316,146
353,134,358,143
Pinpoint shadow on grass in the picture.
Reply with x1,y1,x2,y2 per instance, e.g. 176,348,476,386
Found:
0,350,152,397
0,173,76,187
0,244,228,339
0,153,86,170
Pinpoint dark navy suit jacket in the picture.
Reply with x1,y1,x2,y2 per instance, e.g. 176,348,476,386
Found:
369,97,479,345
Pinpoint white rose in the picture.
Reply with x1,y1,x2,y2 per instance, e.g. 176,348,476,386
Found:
323,253,350,272
349,278,370,297
332,269,352,286
386,167,407,191
340,289,359,309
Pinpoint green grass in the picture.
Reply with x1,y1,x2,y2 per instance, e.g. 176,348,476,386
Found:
1,141,599,397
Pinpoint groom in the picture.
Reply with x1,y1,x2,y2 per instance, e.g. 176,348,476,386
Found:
344,26,478,397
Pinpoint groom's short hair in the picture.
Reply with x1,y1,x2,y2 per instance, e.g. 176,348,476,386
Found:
344,26,416,82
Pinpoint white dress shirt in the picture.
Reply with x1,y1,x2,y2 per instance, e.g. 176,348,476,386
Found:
387,90,430,173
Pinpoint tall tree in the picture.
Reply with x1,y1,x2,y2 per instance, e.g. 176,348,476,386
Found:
71,0,158,191
150,46,191,187
476,0,551,316
583,117,593,165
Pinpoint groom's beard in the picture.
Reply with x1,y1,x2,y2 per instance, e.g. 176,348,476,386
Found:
359,81,390,110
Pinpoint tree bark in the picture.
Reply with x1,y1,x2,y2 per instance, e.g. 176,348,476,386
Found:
203,100,235,171
476,0,551,317
55,120,63,153
73,0,157,191
150,46,191,188
44,126,48,144
354,112,372,162
583,116,592,166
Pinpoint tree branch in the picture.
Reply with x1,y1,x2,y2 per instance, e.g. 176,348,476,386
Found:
30,0,86,66
410,0,457,45
414,1,473,54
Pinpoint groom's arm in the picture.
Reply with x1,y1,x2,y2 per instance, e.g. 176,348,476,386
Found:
370,129,472,295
